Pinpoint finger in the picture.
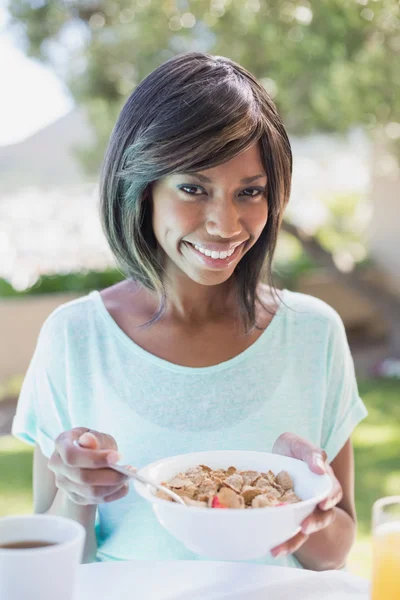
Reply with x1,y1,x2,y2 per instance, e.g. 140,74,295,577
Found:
309,451,328,474
77,429,118,452
66,491,95,506
56,475,128,504
271,530,309,557
318,466,343,510
48,450,63,474
104,482,130,503
301,507,336,535
319,489,343,511
56,463,128,487
272,433,328,474
56,434,120,469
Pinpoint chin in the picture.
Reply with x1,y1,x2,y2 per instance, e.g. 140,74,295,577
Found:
187,269,236,286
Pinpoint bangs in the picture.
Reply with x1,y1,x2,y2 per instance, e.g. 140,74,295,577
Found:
118,68,266,184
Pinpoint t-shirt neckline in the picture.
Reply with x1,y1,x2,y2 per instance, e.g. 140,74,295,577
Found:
90,288,288,374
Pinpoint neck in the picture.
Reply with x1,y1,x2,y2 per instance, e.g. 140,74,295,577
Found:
157,276,238,326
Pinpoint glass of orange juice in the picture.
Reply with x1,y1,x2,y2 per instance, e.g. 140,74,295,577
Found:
371,496,400,600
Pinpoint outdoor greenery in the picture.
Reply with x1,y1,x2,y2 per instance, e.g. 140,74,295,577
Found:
0,268,125,298
8,0,400,175
1,377,399,578
5,1,397,304
2,1,399,578
0,254,319,298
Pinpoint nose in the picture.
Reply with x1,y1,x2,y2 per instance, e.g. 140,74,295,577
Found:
205,199,242,239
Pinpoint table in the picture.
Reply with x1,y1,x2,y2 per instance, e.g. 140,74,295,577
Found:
75,560,370,599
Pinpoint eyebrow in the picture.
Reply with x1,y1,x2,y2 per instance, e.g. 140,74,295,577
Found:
179,173,267,184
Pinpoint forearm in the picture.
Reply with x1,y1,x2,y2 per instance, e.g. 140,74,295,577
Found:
44,488,98,564
294,507,356,571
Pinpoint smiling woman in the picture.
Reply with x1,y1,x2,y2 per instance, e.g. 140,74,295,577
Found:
12,52,367,571
99,52,292,332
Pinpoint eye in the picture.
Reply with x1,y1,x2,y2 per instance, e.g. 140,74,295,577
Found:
177,184,205,196
239,187,266,198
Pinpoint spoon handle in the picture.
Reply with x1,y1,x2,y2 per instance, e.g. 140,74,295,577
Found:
109,463,186,505
72,440,185,505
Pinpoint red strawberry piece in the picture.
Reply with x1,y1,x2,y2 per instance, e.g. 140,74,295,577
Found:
211,496,228,509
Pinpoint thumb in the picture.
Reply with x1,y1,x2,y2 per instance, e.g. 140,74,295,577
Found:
77,429,120,456
272,433,327,474
310,451,328,474
78,431,100,450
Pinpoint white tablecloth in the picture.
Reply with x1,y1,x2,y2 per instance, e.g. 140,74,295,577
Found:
74,560,370,599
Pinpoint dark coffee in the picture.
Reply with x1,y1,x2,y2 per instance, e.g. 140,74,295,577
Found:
0,540,56,549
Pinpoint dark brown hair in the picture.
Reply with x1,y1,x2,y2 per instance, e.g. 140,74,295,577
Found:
99,52,292,332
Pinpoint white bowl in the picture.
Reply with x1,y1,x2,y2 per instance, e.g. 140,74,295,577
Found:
134,450,332,561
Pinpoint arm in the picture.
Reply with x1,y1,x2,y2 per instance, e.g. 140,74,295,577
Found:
293,438,357,571
34,443,98,563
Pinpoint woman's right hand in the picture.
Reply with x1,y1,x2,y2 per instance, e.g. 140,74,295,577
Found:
48,427,130,506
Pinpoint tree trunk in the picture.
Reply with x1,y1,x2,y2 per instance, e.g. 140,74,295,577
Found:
280,220,400,356
368,126,400,297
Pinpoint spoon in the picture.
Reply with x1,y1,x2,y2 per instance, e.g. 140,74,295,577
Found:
73,440,186,506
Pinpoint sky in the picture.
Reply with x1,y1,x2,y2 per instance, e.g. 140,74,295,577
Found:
0,4,73,146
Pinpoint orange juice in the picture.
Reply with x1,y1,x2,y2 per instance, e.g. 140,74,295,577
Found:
371,522,400,600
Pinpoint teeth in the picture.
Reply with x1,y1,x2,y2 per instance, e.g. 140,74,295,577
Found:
193,244,235,259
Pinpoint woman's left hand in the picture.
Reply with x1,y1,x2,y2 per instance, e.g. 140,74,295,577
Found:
270,432,343,558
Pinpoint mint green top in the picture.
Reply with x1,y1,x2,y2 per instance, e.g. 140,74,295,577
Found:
12,288,367,569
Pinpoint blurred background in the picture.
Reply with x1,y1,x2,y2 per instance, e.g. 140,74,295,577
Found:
0,0,399,578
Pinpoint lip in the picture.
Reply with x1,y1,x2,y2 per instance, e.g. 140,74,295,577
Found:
183,241,245,269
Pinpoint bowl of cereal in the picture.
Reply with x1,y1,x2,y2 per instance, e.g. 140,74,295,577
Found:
133,450,332,560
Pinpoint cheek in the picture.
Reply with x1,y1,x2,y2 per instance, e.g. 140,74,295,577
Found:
167,204,201,235
246,203,268,234
152,199,200,244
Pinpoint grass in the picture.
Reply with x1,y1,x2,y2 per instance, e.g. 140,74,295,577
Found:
0,377,398,578
0,374,24,403
347,377,400,578
0,435,34,515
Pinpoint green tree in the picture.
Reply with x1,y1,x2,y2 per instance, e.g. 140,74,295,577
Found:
7,0,400,173
6,0,400,352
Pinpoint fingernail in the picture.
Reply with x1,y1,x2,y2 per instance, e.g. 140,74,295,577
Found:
271,548,287,558
79,432,96,445
314,455,326,471
302,524,315,535
107,451,121,464
301,522,310,534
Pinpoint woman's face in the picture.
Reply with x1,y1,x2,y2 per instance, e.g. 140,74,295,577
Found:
151,143,268,287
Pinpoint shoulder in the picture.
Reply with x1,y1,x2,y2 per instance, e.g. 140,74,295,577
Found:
38,280,141,340
37,292,97,348
280,289,346,338
256,283,343,329
282,290,338,319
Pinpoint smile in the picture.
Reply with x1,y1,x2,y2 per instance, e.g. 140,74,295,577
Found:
183,241,245,269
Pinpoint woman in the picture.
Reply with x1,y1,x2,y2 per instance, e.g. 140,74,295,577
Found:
12,52,367,570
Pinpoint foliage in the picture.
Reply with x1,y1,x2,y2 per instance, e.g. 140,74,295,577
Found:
0,436,33,515
7,0,400,174
0,268,125,298
314,192,372,272
273,231,319,288
353,378,400,535
0,251,319,298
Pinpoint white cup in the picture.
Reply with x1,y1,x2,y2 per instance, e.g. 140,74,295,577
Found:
0,514,86,600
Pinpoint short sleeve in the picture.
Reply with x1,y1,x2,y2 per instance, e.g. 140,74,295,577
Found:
321,312,368,463
11,315,70,458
